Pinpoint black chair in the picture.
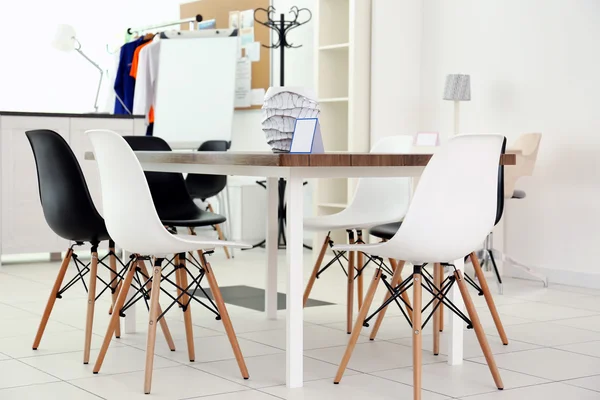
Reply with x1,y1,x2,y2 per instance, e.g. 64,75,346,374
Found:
366,138,509,347
185,140,230,200
122,136,230,256
25,129,132,363
185,140,231,258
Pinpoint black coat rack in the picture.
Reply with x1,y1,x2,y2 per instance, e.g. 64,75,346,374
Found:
254,6,312,86
247,6,312,250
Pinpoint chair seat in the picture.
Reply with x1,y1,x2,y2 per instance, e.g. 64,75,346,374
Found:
512,189,526,199
134,233,250,257
160,210,226,228
369,221,402,240
304,211,403,231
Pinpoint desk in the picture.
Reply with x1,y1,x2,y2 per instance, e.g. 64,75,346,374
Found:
85,150,516,388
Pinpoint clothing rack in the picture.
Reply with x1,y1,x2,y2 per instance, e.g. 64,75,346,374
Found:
127,14,204,36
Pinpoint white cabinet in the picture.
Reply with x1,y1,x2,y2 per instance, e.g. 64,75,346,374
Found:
1,117,70,254
0,113,144,257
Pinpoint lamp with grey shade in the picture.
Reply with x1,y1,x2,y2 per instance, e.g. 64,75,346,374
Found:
443,74,471,135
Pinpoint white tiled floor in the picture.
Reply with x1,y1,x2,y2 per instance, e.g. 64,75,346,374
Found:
1,250,600,399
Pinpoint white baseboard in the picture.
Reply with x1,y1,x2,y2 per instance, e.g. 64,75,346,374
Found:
503,263,600,290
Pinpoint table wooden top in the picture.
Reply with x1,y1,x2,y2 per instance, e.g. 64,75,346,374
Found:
85,151,516,167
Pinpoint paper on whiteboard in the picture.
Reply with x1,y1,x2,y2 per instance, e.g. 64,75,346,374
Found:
235,57,252,108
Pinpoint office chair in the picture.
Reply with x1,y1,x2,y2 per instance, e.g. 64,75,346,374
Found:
88,129,250,394
475,133,546,291
25,129,175,364
333,134,506,399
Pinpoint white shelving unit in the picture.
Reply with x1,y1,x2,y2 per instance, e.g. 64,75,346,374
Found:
313,0,372,249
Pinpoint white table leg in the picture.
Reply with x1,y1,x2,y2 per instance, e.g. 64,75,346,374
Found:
265,177,278,320
448,257,465,365
286,172,304,388
122,249,136,334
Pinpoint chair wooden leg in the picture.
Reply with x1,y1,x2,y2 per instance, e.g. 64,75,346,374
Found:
369,259,405,341
200,253,249,379
413,266,423,400
174,254,183,306
334,269,382,383
176,253,195,361
454,269,504,390
138,260,176,351
93,259,137,374
108,247,121,339
208,203,230,259
470,252,509,345
144,259,163,394
357,230,364,310
303,234,329,307
83,249,99,364
33,248,73,350
346,231,356,334
433,263,442,356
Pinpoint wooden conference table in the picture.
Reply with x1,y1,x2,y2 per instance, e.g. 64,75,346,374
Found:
86,150,516,388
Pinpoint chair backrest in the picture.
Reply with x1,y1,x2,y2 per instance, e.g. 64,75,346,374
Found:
389,134,506,262
504,133,542,197
122,136,201,221
86,129,177,253
25,129,107,243
494,138,507,225
199,140,231,151
185,140,230,200
345,135,414,221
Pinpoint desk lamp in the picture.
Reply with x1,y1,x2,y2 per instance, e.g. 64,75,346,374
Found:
52,24,103,113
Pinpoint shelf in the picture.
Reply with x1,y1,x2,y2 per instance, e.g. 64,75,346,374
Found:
319,97,349,103
318,202,348,209
318,47,349,99
318,0,350,47
319,43,350,51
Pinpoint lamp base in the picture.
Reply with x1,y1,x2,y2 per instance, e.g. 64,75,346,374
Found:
454,101,460,136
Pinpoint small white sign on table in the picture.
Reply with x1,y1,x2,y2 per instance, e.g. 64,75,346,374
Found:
414,132,440,146
290,118,324,154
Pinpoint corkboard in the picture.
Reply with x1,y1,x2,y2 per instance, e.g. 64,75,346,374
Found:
180,0,270,111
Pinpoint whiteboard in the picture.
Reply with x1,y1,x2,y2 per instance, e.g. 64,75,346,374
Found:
154,36,237,148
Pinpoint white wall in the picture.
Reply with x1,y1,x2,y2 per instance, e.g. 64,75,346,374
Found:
370,0,422,144
372,0,600,285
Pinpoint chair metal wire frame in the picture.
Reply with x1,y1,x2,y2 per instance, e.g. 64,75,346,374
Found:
361,262,473,331
58,241,134,302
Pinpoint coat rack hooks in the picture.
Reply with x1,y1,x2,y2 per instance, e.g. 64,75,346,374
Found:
254,6,312,50
254,5,312,86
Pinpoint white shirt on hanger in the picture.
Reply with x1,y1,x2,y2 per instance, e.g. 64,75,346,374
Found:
133,37,161,122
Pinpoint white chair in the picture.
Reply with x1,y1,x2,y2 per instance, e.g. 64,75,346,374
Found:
333,134,505,399
303,135,414,333
86,129,251,394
